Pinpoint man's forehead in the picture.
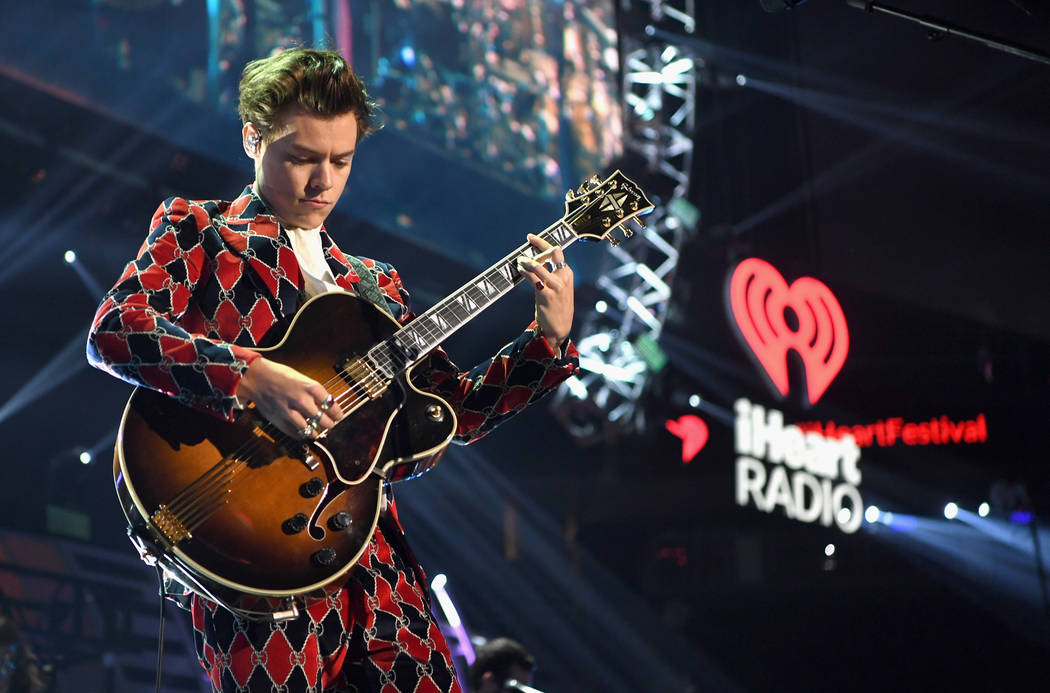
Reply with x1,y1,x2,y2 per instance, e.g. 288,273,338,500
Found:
269,109,358,151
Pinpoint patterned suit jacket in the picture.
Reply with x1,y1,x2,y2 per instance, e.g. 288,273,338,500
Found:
87,185,579,444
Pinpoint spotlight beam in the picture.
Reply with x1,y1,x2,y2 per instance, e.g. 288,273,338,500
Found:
742,75,1050,196
730,60,1032,236
0,328,90,425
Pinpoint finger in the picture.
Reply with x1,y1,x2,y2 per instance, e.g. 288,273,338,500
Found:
527,235,565,270
316,392,344,421
527,233,554,252
549,244,566,265
289,411,316,440
520,261,556,293
302,406,341,433
522,259,553,282
325,397,345,422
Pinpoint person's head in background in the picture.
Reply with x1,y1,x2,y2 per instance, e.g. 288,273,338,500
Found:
468,637,536,692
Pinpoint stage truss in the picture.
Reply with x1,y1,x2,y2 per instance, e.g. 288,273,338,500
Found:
551,0,698,442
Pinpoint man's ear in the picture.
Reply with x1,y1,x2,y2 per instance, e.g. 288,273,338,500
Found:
243,123,262,158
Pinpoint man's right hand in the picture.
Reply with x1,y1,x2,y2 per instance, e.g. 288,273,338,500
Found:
235,357,345,439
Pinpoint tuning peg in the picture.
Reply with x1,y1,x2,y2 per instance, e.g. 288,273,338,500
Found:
564,189,576,201
578,174,601,194
622,228,635,238
608,237,621,247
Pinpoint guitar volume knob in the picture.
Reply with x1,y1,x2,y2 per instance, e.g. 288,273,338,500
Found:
282,513,309,534
328,512,353,531
299,477,324,498
312,548,337,567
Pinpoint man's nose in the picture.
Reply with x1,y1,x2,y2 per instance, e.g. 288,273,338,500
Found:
311,163,332,190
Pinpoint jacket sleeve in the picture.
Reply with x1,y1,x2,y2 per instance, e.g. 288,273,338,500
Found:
369,261,580,444
86,197,260,420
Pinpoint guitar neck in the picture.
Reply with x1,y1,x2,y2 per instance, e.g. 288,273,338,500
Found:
368,219,581,377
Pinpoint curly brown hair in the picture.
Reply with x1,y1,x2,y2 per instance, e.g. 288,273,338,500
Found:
237,48,378,143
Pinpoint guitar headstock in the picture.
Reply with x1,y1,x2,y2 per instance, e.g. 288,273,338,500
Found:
563,170,654,245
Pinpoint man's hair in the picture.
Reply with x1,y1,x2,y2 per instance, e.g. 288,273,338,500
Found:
468,637,536,690
237,48,378,142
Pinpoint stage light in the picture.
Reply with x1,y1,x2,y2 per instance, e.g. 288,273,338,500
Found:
877,511,917,532
824,543,835,557
688,394,702,407
595,299,608,314
431,574,460,627
563,376,588,400
978,502,990,517
837,507,851,525
865,505,880,523
736,74,747,87
64,250,76,264
944,502,959,520
1010,510,1033,525
400,45,416,67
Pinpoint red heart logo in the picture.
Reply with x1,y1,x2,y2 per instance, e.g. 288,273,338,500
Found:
728,258,848,406
665,415,709,463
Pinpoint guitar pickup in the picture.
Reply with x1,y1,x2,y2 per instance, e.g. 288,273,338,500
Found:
336,355,388,399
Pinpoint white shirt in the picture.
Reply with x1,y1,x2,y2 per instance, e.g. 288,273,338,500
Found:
284,225,342,297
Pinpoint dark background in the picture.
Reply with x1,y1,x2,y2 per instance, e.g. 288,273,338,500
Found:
1,0,1049,691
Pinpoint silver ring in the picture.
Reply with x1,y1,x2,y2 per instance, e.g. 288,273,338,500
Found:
319,395,333,412
307,412,323,431
553,262,567,271
300,425,314,438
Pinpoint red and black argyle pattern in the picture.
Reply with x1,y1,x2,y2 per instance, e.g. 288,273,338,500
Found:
192,519,461,693
87,186,579,431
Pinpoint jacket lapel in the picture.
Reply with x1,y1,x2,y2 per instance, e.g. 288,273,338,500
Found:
320,231,360,291
322,234,394,318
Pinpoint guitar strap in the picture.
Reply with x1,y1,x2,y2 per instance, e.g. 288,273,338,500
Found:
343,254,395,319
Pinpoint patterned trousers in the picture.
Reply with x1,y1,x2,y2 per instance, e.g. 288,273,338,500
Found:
190,516,462,692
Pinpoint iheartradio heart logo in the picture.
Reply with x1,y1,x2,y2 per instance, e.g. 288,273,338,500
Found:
666,415,709,463
728,258,849,407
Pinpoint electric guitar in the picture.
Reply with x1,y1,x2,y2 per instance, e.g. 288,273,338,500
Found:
114,171,652,615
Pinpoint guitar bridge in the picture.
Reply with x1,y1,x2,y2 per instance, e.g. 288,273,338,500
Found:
152,505,192,544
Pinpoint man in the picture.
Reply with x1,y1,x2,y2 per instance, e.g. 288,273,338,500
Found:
87,48,577,692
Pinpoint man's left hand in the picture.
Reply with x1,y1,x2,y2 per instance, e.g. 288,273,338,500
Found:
520,233,574,351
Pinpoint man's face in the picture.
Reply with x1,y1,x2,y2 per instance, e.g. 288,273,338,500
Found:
250,106,359,229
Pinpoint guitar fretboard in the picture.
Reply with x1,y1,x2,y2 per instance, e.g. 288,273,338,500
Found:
368,220,580,379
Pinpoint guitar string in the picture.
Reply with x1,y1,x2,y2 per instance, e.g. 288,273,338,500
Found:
155,193,633,533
